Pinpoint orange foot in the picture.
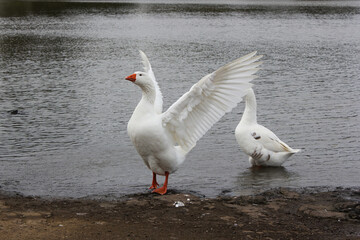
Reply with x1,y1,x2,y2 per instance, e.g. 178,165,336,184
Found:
149,172,159,189
152,172,169,195
152,186,167,195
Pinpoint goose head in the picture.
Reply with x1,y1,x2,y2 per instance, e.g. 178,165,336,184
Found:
125,71,152,86
125,71,156,103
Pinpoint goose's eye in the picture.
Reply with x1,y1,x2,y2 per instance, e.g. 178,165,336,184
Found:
139,74,143,76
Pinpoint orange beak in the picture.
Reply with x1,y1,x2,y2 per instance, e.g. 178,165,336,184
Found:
125,73,136,82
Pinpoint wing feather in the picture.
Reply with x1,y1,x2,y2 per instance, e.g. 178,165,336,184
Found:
139,50,163,114
162,52,263,152
255,125,300,153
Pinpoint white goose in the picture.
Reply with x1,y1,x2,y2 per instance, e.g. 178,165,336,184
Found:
235,88,300,167
125,50,262,194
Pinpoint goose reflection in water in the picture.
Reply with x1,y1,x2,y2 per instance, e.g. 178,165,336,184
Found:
234,167,299,195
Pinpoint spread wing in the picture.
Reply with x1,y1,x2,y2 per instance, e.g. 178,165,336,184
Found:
139,50,163,114
162,52,263,152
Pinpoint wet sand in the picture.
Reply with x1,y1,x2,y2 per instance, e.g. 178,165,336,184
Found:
0,188,359,240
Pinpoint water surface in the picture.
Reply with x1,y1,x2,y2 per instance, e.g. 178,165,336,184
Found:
0,1,359,198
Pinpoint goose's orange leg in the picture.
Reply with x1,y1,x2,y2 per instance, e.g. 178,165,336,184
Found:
149,172,159,189
152,171,169,195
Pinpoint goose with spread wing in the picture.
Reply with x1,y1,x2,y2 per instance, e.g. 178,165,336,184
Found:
125,50,262,194
235,88,300,167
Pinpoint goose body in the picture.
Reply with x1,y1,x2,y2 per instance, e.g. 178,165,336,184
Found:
127,105,186,176
125,51,262,194
235,89,300,167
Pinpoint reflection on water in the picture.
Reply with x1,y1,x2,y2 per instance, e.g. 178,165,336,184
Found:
0,0,359,198
243,167,292,183
234,167,298,195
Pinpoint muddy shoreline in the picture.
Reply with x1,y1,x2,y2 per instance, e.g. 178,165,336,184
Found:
0,187,359,240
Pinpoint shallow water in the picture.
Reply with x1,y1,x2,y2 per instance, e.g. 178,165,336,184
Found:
0,0,359,198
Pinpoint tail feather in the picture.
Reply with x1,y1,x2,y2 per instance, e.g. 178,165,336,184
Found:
291,149,301,153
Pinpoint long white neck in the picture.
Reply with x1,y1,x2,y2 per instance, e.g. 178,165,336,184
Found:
241,88,257,124
139,83,156,106
129,84,157,125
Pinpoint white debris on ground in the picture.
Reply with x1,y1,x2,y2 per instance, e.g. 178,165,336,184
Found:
173,201,185,207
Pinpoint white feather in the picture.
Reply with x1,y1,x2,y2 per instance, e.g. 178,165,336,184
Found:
139,50,163,114
235,88,300,167
162,52,263,152
126,51,262,194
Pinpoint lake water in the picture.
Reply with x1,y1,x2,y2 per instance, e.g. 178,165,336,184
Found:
0,0,359,199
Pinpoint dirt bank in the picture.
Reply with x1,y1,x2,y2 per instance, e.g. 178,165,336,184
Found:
0,188,359,240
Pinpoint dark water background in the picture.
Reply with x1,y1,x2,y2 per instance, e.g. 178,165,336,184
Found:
0,0,359,198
